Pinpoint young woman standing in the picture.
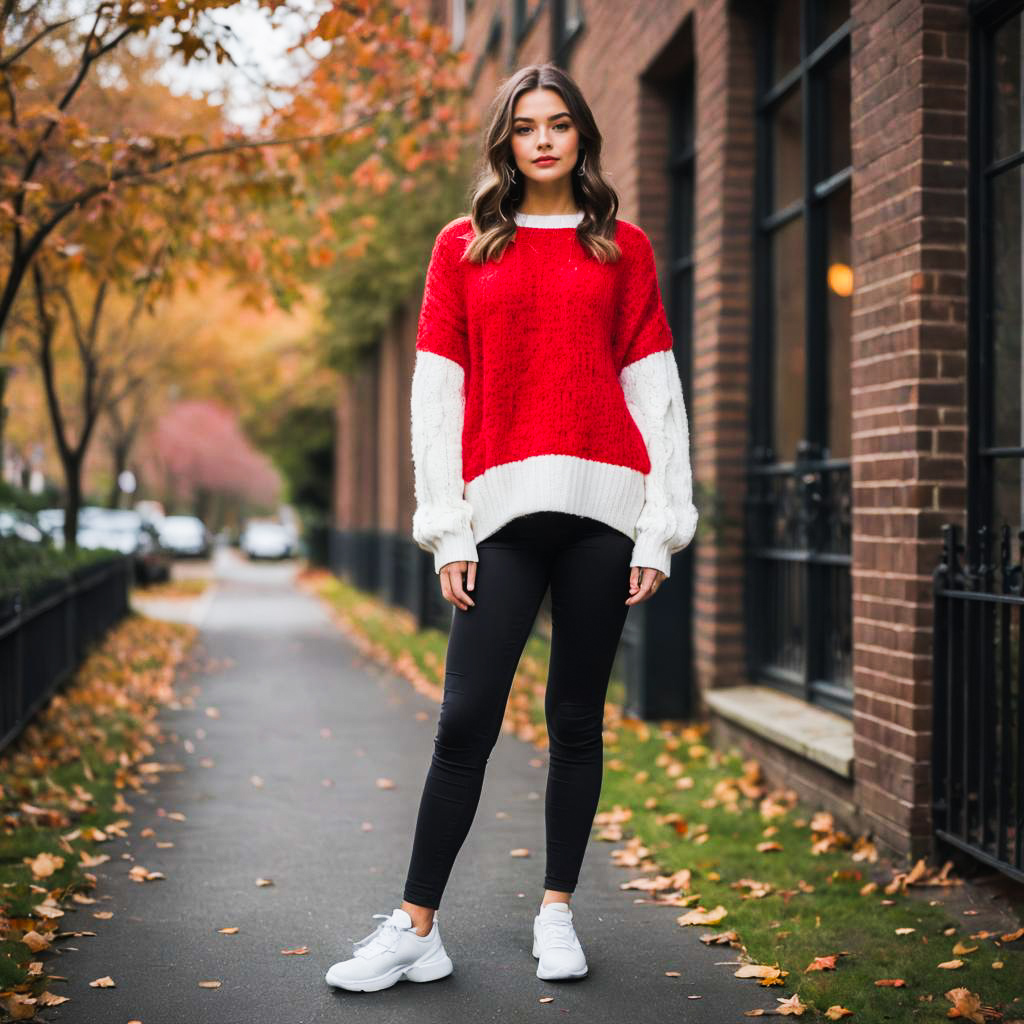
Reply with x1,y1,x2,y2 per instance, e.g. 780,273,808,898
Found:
326,62,697,993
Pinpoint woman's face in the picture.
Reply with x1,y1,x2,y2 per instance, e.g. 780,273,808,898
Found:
509,87,581,187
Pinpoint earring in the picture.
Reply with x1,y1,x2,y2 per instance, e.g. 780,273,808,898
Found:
508,164,517,184
577,152,586,176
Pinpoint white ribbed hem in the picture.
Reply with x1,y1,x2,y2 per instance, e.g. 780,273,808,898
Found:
465,454,646,546
514,210,584,228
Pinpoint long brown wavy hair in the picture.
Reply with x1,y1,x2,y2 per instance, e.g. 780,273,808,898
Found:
461,63,622,265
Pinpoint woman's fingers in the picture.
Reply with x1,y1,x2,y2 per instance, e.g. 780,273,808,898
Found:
625,567,664,605
440,561,476,610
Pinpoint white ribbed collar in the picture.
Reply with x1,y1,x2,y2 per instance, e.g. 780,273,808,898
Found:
513,210,584,228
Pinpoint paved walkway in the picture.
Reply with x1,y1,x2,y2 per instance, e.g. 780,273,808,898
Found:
50,548,783,1024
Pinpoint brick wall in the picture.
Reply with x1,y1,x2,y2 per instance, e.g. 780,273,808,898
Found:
848,0,969,856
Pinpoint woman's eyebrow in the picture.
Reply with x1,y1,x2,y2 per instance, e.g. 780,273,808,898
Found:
512,112,572,123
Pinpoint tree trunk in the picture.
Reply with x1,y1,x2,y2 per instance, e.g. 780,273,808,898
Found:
62,454,82,556
0,363,8,478
106,438,131,508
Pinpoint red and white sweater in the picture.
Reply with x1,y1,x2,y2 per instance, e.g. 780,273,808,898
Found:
410,209,697,577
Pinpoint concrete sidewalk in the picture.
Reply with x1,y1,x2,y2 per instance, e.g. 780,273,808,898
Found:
49,549,783,1024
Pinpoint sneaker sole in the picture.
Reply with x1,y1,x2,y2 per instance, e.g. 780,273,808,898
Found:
532,938,588,980
325,948,454,992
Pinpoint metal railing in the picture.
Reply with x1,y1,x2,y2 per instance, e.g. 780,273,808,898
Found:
0,556,132,756
933,522,1023,883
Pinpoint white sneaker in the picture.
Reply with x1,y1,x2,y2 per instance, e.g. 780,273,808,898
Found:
324,907,453,992
532,902,588,980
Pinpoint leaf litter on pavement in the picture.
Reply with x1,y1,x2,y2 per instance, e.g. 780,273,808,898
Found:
0,614,197,1019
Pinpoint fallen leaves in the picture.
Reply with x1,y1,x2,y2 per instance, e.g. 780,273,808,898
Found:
735,963,789,987
803,954,840,973
824,1006,853,1019
25,853,65,879
945,987,985,1023
128,865,165,882
677,905,728,926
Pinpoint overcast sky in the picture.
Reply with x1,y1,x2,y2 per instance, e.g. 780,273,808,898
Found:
153,0,331,131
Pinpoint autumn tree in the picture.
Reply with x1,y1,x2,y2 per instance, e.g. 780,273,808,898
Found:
0,0,473,462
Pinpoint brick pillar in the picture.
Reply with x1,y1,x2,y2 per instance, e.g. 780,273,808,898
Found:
849,0,969,857
692,0,757,694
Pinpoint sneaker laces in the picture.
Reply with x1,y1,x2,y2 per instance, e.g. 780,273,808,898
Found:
351,913,409,958
538,912,579,953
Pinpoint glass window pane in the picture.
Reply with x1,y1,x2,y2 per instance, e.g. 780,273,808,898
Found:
825,53,851,178
772,216,806,461
826,182,852,460
773,0,801,83
812,0,849,48
991,166,1023,449
773,87,803,210
993,11,1023,163
992,456,1022,537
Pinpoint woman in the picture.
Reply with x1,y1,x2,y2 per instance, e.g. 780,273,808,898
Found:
325,62,697,993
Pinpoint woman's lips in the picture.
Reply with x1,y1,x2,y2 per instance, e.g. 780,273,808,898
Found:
534,157,557,165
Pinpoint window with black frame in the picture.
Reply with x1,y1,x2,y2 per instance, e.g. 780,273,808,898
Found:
978,4,1024,542
551,0,583,68
745,0,853,714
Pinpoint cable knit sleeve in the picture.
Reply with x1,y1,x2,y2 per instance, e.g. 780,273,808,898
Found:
410,221,478,573
616,225,698,577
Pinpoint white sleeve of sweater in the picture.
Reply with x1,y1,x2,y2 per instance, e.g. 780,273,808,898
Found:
410,348,479,574
619,348,698,577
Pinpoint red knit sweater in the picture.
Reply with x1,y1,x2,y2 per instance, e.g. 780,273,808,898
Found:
410,210,697,575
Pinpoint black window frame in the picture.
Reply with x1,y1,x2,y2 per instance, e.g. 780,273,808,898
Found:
968,0,1024,547
745,0,854,716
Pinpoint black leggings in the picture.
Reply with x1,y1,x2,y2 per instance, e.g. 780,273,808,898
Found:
402,511,635,910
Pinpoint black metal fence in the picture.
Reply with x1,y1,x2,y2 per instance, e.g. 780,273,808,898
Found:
933,522,1023,883
327,527,461,634
0,556,132,756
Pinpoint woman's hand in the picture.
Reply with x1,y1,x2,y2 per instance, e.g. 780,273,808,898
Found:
625,566,665,606
440,560,477,611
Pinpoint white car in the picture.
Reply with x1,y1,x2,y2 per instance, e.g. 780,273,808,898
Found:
241,521,295,560
158,515,212,558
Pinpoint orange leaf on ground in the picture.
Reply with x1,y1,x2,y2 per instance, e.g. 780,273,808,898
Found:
677,905,728,926
944,987,985,1023
775,993,807,1015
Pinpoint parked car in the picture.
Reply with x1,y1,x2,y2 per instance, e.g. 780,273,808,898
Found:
0,508,47,544
134,499,165,526
35,507,65,541
35,506,108,548
157,515,212,559
241,520,296,560
76,508,172,583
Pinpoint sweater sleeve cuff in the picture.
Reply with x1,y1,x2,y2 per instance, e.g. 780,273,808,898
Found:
431,528,479,574
629,532,673,578
629,502,698,578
